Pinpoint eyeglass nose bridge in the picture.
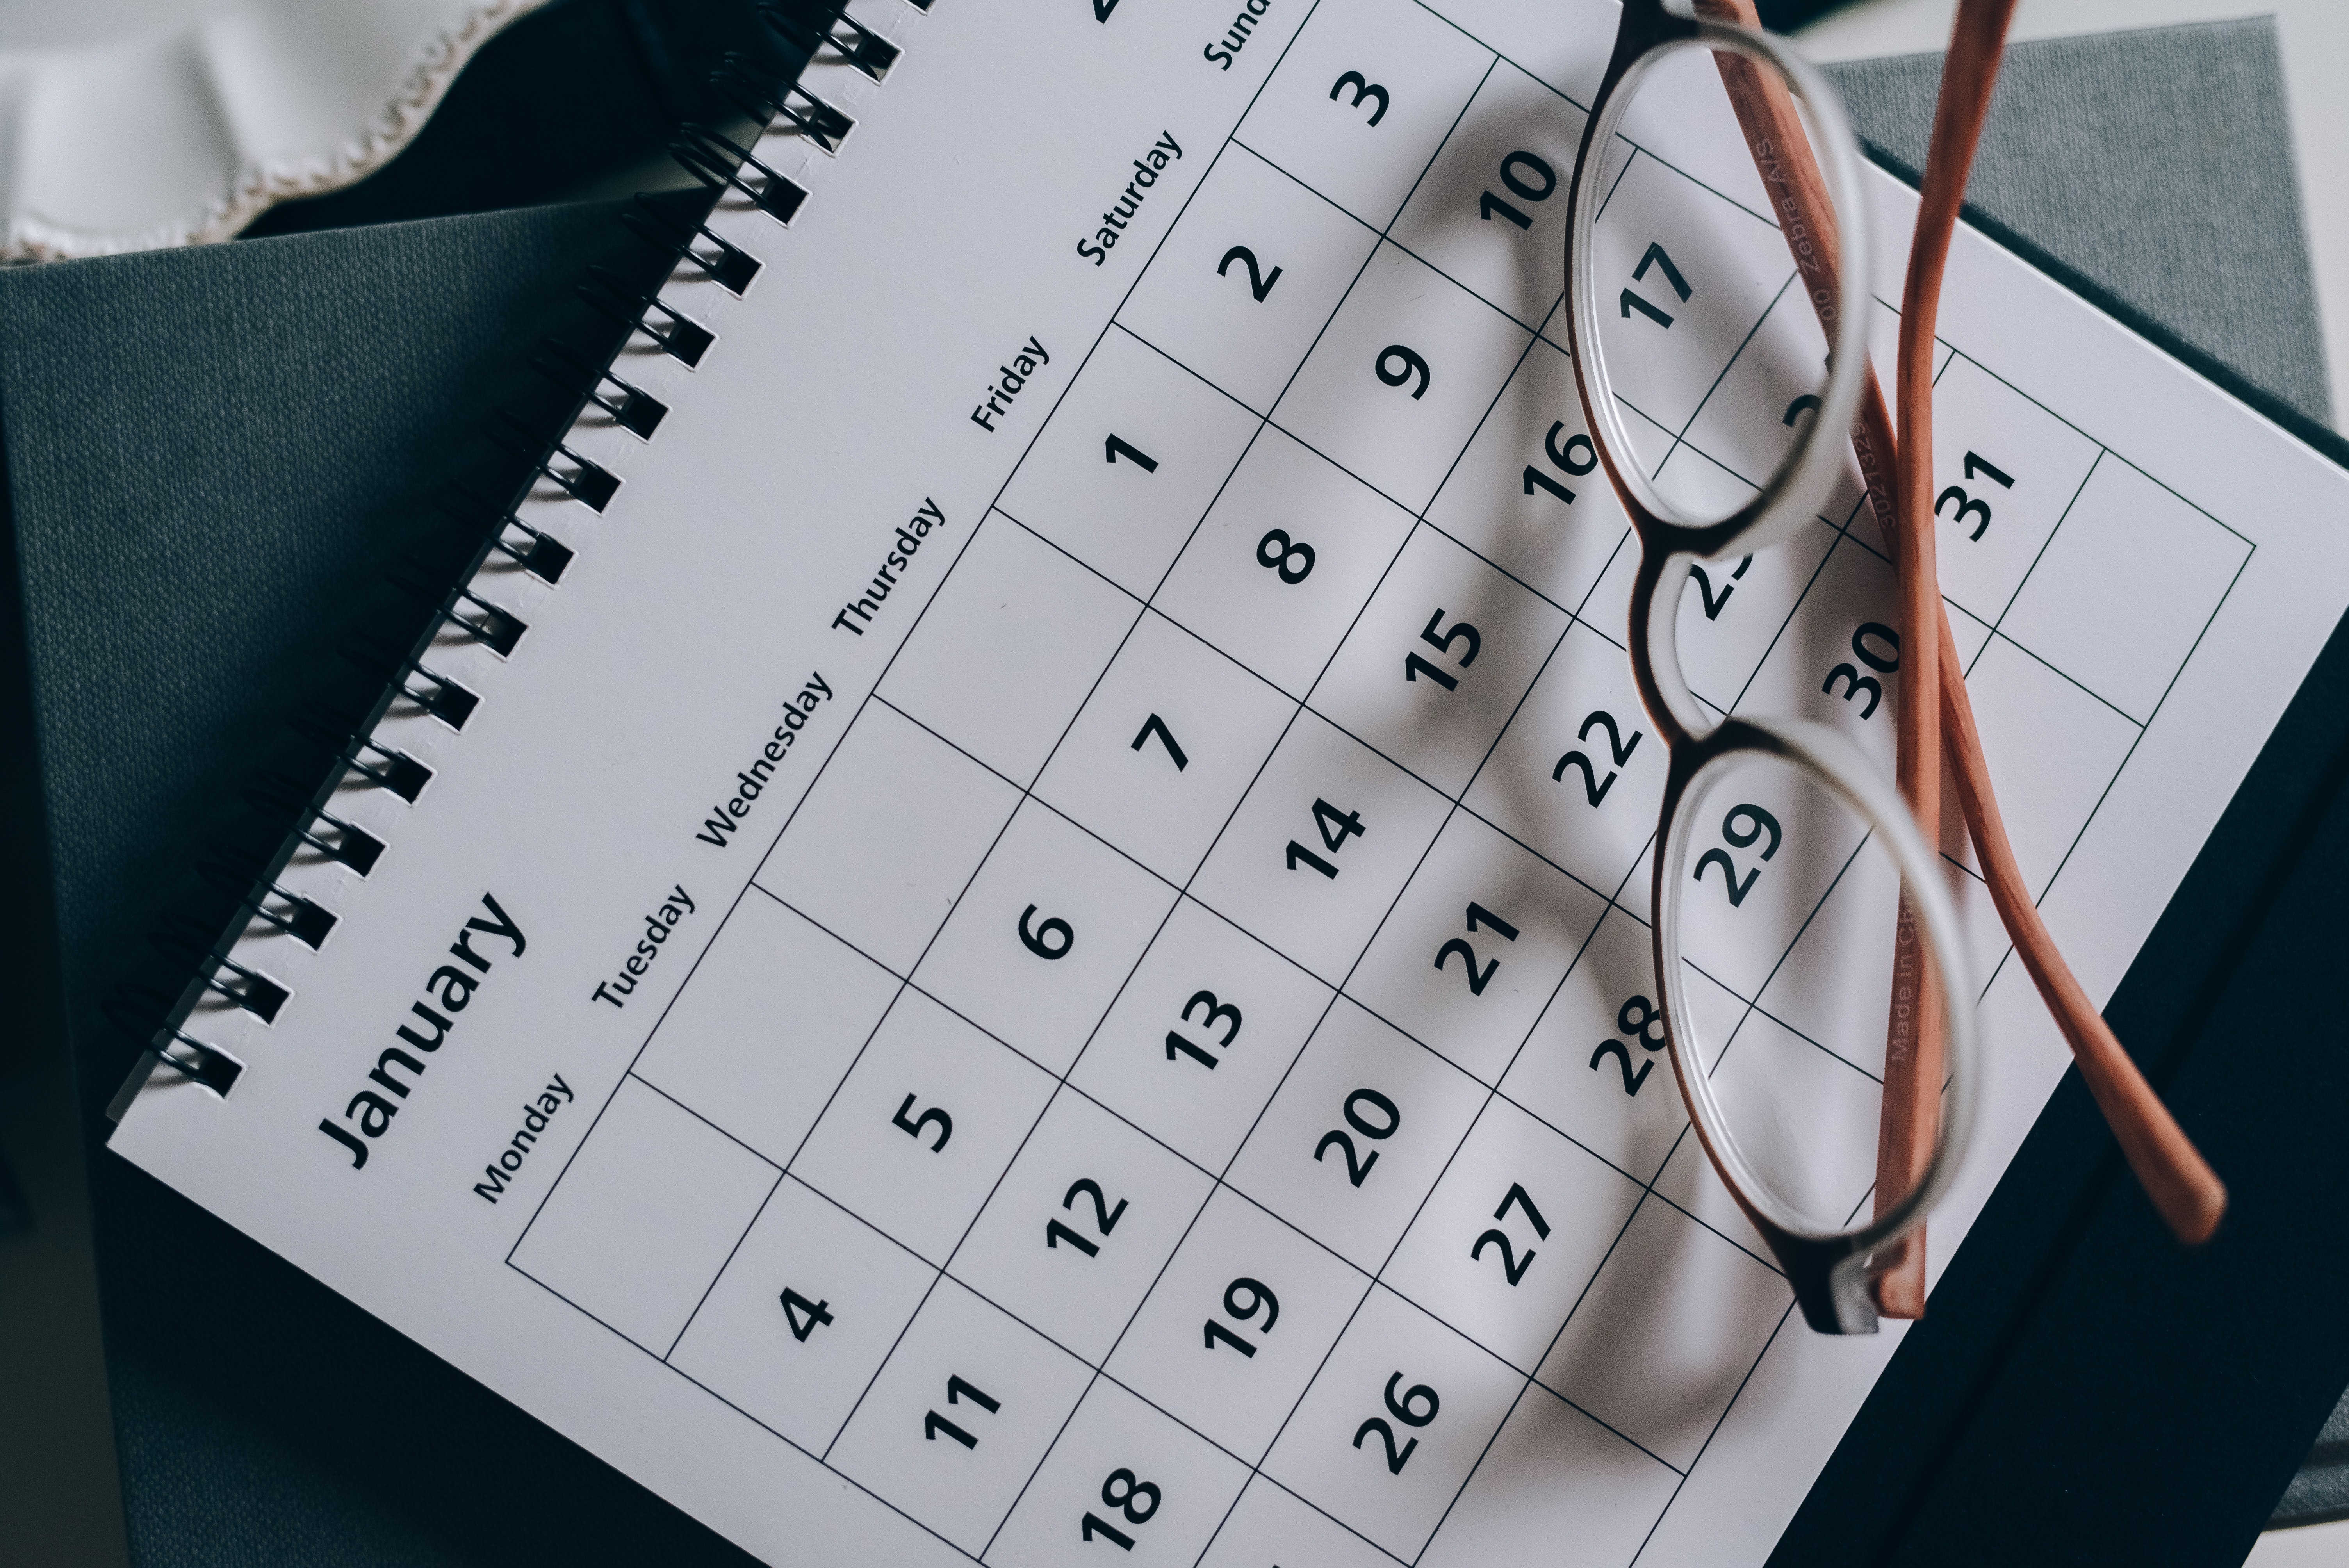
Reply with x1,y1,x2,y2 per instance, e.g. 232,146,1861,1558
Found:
1649,716,1981,1334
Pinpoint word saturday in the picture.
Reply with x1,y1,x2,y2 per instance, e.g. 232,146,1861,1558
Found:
591,884,696,1009
1075,130,1183,266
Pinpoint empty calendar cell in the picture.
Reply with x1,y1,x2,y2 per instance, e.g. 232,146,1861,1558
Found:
1501,909,1746,1186
1585,146,1795,444
1465,618,1663,901
1033,609,1297,884
668,1176,936,1454
1233,0,1494,232
1644,1133,1781,1272
1423,333,1630,618
1071,897,1335,1172
790,987,1057,1265
1680,277,1837,495
633,891,900,1167
1760,823,2007,1090
1274,241,1535,513
1951,631,2144,898
1153,426,1422,699
511,1076,777,1356
1192,710,1453,985
1260,1283,1522,1559
1417,1381,1681,1568
1383,1095,1643,1374
826,1277,1094,1556
1107,1186,1368,1462
1997,456,2249,723
1311,524,1570,798
1609,40,1784,230
998,327,1265,600
877,517,1140,786
1389,59,1587,330
757,702,1019,975
913,800,1177,1075
1201,1477,1398,1568
951,1089,1214,1365
1924,353,2102,622
1117,144,1380,416
1675,1002,1884,1236
1734,535,1904,777
984,1377,1250,1567
1536,1195,1789,1471
1347,810,1608,1085
1225,998,1486,1272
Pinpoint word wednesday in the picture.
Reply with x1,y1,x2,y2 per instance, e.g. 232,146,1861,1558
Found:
316,892,526,1169
967,339,1052,433
590,884,697,1009
1075,131,1183,265
471,1074,575,1203
832,500,948,633
695,672,836,846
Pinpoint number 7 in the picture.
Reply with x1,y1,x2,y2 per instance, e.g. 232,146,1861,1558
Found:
1131,713,1188,770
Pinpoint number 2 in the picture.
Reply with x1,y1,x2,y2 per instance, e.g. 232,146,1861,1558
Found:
1217,245,1281,302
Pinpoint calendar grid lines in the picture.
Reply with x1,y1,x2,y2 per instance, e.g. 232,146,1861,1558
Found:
481,9,2304,1560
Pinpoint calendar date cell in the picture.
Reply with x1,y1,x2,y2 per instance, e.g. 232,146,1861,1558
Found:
1233,0,1494,232
984,1378,1248,1567
1191,710,1451,985
1071,898,1334,1172
952,1089,1213,1365
913,800,1178,1074
668,1176,934,1454
1261,1284,1520,1559
1034,609,1296,884
1116,145,1379,415
827,1278,1094,1554
1382,1095,1641,1373
1310,523,1569,798
791,988,1057,1265
1347,809,1607,1085
1224,999,1485,1272
1106,1187,1367,1462
999,327,1264,600
1154,427,1421,699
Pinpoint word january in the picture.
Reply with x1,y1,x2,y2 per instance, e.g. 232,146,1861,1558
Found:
968,340,1052,433
695,673,835,846
316,892,526,1170
832,499,947,632
590,884,696,1009
1075,131,1182,266
470,1074,574,1203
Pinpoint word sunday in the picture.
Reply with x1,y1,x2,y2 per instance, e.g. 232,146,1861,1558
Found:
1075,131,1183,265
1202,0,1276,69
315,892,526,1169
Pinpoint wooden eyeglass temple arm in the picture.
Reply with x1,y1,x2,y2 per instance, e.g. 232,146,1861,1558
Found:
1696,0,2227,1249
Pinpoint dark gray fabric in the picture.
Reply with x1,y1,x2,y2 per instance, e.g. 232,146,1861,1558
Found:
2274,1387,2349,1526
1827,18,2333,428
4,202,759,1567
1,17,2336,1567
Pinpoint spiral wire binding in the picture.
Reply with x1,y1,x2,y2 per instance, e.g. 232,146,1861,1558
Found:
110,0,919,1109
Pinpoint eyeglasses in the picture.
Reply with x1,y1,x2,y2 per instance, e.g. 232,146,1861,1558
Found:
1561,0,2224,1334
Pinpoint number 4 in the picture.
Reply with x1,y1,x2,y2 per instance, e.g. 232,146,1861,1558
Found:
780,1287,833,1342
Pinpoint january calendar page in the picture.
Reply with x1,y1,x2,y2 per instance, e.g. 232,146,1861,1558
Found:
108,0,2349,1564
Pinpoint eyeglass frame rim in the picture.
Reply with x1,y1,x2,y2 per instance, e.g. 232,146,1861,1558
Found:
1560,2,1980,1334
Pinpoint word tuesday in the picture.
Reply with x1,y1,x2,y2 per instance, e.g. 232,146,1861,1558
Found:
1075,131,1183,266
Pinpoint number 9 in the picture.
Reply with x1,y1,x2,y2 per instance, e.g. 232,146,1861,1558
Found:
1223,1276,1279,1331
1720,804,1781,861
1376,344,1431,400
